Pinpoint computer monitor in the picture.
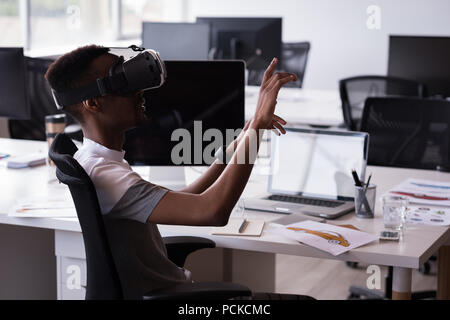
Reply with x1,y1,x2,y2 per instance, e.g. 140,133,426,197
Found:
0,47,30,120
388,35,450,98
196,17,282,71
142,22,210,60
123,60,245,166
281,42,310,88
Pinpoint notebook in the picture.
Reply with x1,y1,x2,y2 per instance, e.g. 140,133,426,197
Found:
211,218,265,237
7,153,46,169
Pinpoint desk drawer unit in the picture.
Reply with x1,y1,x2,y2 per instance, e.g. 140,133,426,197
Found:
55,230,87,300
57,256,87,300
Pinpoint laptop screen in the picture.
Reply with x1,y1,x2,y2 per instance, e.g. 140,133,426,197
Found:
269,128,368,200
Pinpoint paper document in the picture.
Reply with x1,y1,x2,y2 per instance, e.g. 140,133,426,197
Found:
387,178,450,207
269,220,378,256
9,198,76,218
406,205,450,226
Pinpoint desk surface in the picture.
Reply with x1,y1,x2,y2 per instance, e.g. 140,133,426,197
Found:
1,138,449,269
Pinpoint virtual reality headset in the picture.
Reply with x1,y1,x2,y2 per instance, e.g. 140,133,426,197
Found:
51,45,167,109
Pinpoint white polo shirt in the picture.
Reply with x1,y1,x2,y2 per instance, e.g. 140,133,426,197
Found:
74,138,189,298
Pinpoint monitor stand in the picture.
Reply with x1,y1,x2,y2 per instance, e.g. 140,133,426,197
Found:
148,166,186,191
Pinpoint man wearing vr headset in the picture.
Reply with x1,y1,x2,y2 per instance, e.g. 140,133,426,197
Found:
45,45,309,300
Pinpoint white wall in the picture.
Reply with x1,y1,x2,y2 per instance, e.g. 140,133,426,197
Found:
185,0,450,89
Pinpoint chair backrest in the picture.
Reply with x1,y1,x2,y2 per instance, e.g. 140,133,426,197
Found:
281,42,310,88
48,133,123,300
361,97,450,170
339,75,425,131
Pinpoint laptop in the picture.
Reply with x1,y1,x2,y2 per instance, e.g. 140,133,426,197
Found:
245,127,369,219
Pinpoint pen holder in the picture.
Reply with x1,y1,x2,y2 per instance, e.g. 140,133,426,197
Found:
354,184,376,218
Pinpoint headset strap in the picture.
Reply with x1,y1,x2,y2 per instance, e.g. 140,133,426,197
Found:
52,72,127,108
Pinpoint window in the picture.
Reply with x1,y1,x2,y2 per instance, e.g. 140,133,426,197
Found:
121,0,183,38
0,0,22,46
29,0,114,49
0,0,186,52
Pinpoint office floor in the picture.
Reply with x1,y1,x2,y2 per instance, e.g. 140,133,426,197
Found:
276,254,437,299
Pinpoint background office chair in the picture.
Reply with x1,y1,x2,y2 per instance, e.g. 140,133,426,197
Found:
9,57,82,141
48,133,251,300
339,76,425,131
361,97,450,170
348,96,450,300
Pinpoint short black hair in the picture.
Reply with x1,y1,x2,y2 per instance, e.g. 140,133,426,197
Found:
45,45,110,122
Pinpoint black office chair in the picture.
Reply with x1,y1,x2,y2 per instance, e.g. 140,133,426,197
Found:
347,96,450,300
361,97,450,170
48,133,252,300
339,76,425,131
9,57,82,141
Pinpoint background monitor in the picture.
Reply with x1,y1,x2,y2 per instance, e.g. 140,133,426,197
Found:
142,22,210,60
196,17,282,71
0,47,30,120
123,60,245,166
388,35,450,98
281,42,310,88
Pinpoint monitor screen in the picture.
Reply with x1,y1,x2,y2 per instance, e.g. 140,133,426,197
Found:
388,35,450,98
196,17,282,71
269,128,368,200
142,22,210,60
123,60,245,166
281,42,310,88
0,47,30,119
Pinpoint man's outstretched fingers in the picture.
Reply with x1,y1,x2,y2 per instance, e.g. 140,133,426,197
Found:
273,114,287,125
261,58,278,87
272,74,297,91
265,72,293,90
272,121,286,134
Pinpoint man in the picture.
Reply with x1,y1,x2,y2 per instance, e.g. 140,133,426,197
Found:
45,45,311,300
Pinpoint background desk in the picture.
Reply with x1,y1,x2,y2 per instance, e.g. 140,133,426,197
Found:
1,138,449,300
245,86,343,127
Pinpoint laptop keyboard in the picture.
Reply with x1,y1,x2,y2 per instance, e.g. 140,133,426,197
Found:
268,194,344,208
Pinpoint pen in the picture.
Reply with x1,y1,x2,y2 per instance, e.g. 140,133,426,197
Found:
366,173,372,188
351,169,362,187
239,219,247,233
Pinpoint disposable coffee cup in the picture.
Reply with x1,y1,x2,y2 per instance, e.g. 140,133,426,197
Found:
46,114,66,147
45,114,66,166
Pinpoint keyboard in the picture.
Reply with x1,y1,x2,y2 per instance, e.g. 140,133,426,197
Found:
268,194,344,208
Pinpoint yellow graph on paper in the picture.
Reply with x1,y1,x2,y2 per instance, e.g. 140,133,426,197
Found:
287,227,350,247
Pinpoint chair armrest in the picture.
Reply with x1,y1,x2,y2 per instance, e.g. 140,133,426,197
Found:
143,282,251,300
436,165,450,172
163,236,215,267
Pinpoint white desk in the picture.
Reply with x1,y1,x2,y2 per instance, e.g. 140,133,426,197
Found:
1,138,449,300
245,86,344,127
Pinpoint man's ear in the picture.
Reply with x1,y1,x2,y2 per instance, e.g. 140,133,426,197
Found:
81,98,101,113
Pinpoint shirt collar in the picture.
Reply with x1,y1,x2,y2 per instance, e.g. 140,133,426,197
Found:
82,138,125,162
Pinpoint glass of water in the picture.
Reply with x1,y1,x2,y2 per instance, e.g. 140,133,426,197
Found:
382,195,409,231
232,199,246,218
